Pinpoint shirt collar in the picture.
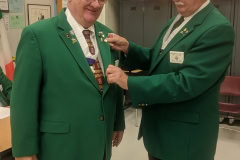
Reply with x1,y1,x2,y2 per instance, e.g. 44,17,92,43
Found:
183,0,210,21
65,8,95,36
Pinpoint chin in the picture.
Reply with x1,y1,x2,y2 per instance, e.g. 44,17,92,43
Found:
176,8,186,15
84,15,99,25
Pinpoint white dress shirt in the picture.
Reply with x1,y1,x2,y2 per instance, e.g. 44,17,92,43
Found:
162,0,210,50
65,8,105,75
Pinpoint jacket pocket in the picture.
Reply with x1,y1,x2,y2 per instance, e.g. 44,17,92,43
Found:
166,111,200,124
40,120,70,133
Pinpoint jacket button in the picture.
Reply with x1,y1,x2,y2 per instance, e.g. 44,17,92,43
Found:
100,116,104,121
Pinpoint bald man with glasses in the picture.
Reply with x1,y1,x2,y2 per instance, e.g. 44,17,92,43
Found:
10,0,125,160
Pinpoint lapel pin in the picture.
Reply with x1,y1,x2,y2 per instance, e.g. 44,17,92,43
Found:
98,31,103,37
65,33,70,38
98,31,108,42
184,28,189,33
70,30,75,36
71,38,78,44
180,28,189,36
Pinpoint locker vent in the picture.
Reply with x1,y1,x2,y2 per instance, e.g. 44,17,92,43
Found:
153,6,160,10
130,7,137,11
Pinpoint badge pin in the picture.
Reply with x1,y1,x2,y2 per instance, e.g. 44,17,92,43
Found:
98,31,103,37
71,38,78,44
70,30,75,36
65,33,70,38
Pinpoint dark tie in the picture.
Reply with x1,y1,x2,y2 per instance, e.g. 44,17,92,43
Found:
82,29,104,91
82,30,95,55
170,16,184,34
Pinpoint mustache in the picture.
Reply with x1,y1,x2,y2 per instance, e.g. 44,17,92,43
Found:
175,2,184,6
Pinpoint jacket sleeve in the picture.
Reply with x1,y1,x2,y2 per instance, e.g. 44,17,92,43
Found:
10,26,42,157
0,67,12,105
113,85,125,131
123,42,152,71
123,18,173,71
112,50,125,131
127,23,235,107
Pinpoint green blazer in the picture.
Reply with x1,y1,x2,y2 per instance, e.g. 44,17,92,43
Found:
11,9,125,160
0,67,12,106
124,3,234,160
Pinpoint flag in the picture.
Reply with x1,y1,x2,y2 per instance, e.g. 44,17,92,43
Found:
0,10,14,81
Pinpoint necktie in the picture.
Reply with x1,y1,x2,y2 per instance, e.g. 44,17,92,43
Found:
82,29,104,91
170,16,184,34
82,30,95,55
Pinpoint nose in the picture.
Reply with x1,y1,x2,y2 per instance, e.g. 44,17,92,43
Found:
91,0,102,8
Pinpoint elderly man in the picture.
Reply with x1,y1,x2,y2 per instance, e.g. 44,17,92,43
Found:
106,0,235,160
10,0,125,160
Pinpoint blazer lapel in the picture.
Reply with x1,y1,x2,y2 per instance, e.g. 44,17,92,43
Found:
149,3,215,74
58,9,100,92
94,23,112,96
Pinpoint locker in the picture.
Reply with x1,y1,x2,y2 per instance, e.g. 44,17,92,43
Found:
232,0,240,76
144,0,172,47
211,0,235,76
211,0,235,23
171,1,178,17
231,0,240,104
120,0,172,47
120,0,144,46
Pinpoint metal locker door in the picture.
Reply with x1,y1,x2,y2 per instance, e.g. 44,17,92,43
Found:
211,0,235,76
143,0,172,47
231,0,240,76
211,0,235,23
212,0,236,104
171,1,178,17
120,0,144,46
231,0,240,105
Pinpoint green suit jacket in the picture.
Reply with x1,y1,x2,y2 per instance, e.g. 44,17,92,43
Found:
0,67,12,106
124,3,234,160
11,9,125,160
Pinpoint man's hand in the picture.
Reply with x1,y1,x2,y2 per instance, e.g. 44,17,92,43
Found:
106,33,129,54
106,65,128,90
112,131,124,147
15,155,38,160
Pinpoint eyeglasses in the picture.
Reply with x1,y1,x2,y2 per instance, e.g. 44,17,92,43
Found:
86,0,107,5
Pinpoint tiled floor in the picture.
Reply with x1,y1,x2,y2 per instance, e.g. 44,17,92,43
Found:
112,108,240,160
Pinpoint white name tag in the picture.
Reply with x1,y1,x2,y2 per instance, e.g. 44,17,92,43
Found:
170,51,184,64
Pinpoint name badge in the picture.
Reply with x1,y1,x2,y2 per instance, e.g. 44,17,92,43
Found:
170,51,184,64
